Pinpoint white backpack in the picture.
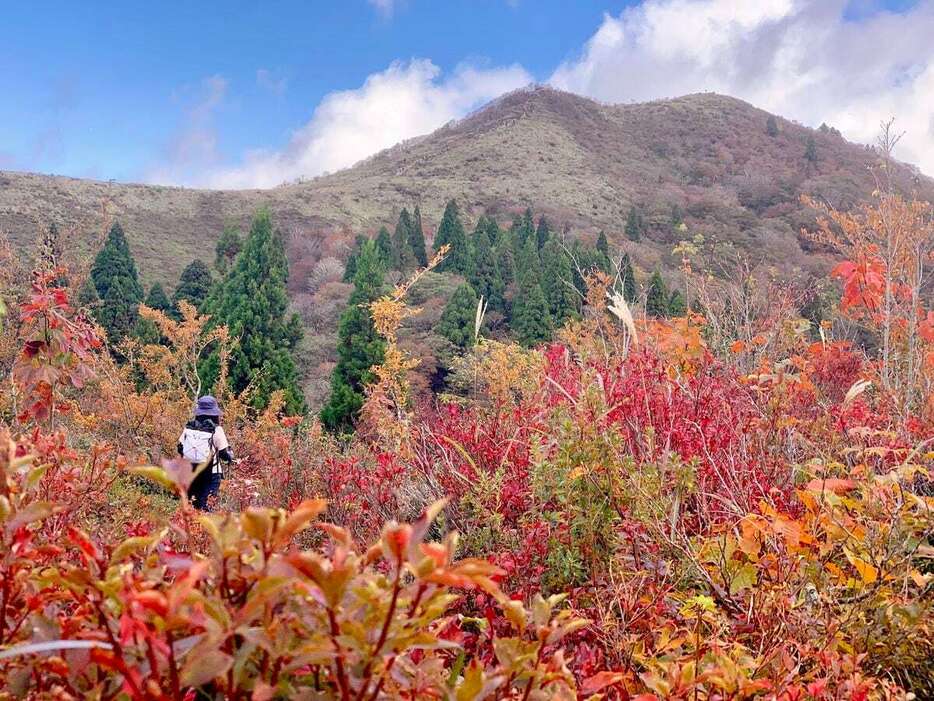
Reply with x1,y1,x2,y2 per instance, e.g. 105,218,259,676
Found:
181,427,216,466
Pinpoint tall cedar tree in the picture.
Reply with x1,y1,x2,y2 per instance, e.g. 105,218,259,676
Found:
408,206,429,267
434,200,470,274
645,270,670,318
541,237,577,325
203,210,305,413
535,215,551,250
568,240,605,299
374,227,393,269
625,206,642,242
805,134,818,164
321,240,386,433
136,283,173,345
391,209,416,272
512,239,552,346
215,226,243,274
668,289,687,316
438,282,479,349
468,218,505,311
493,225,515,287
342,234,368,283
766,115,779,137
621,254,638,303
596,231,610,260
90,221,143,343
172,260,213,314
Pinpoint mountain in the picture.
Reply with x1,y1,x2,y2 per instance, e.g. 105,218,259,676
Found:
2,86,930,290
3,87,931,406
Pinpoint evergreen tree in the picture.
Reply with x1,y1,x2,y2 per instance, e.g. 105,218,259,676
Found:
625,206,642,242
135,283,174,345
620,254,637,304
173,260,213,313
645,270,670,318
434,200,470,274
203,209,305,413
596,231,610,259
342,235,367,283
390,209,416,272
438,282,479,349
494,226,515,287
145,283,173,314
805,134,818,164
76,277,100,310
766,115,779,137
90,221,143,343
321,240,386,433
374,226,393,268
512,275,552,347
668,289,687,316
519,208,535,248
485,217,501,246
215,226,243,274
535,215,551,250
541,237,576,325
468,219,504,311
408,206,428,267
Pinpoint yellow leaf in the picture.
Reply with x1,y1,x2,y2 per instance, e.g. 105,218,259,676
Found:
843,547,877,584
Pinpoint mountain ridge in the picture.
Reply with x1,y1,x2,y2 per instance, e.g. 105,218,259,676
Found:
1,87,930,291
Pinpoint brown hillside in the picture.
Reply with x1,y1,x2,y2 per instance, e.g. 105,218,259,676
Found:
1,86,929,289
2,86,930,406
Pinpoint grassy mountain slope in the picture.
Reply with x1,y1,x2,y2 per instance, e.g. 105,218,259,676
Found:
2,86,929,289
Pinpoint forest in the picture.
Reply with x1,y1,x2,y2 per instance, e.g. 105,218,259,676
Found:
0,140,932,700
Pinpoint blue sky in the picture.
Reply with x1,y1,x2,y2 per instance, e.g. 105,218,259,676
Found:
2,0,932,186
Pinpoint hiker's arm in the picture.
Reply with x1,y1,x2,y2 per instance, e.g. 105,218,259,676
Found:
217,447,233,464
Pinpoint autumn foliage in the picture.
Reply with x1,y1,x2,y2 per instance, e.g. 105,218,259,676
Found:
1,178,933,700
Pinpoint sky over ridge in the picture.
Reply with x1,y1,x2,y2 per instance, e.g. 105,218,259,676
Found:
1,0,931,188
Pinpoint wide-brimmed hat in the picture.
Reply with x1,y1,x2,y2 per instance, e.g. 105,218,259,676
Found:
195,395,221,417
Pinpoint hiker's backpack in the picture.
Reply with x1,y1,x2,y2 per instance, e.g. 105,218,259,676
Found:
180,420,216,466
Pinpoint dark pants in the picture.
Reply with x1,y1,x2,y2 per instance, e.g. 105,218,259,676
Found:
188,468,221,511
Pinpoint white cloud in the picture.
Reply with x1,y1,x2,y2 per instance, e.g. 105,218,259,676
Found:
148,75,227,185
206,59,531,189
549,0,934,175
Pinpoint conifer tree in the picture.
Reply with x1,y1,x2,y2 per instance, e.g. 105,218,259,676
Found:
135,283,174,345
645,270,670,318
620,254,637,303
668,289,687,316
596,231,610,259
494,226,515,287
485,217,501,246
766,115,779,137
76,277,100,310
90,221,143,343
375,226,393,268
321,240,386,433
438,282,479,349
511,238,551,346
468,219,504,311
541,237,576,325
215,225,243,274
390,209,416,272
434,200,470,274
408,206,428,267
203,209,305,413
342,234,367,283
173,260,213,313
519,208,535,247
535,215,551,250
512,275,552,347
145,283,173,314
805,134,818,164
625,207,642,242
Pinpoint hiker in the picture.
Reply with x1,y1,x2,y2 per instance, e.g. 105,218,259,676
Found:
178,395,233,511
